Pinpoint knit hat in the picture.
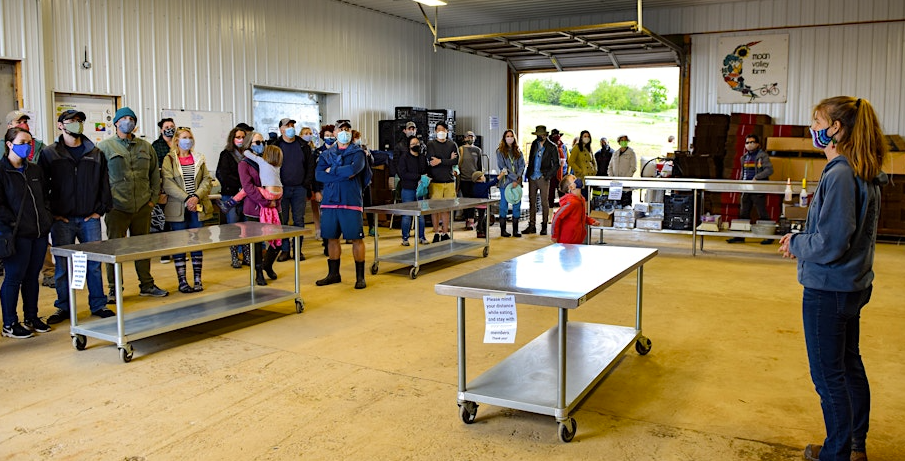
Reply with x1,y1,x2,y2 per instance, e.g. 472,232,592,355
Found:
471,171,484,182
113,107,137,124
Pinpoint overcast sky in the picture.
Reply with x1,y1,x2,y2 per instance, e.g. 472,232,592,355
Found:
521,67,680,99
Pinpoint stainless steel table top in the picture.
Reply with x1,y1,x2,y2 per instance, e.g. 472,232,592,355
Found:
435,244,657,309
365,198,494,216
584,176,810,194
50,222,310,263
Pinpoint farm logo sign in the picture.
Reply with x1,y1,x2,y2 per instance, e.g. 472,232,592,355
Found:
718,34,788,104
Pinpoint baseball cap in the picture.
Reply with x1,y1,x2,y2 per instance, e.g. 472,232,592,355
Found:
58,110,86,123
5,110,29,124
471,171,484,182
465,131,475,137
405,121,416,129
279,118,296,127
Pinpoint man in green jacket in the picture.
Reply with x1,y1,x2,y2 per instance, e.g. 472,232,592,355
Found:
97,107,168,301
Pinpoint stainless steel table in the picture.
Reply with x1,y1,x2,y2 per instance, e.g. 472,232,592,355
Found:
50,223,309,362
365,198,494,279
435,244,657,442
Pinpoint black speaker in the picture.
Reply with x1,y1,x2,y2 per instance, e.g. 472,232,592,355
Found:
378,120,396,151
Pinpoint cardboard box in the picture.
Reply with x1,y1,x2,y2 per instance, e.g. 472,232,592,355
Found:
766,137,822,153
784,205,809,220
613,221,635,229
636,218,663,230
589,210,613,227
730,113,772,125
729,219,752,231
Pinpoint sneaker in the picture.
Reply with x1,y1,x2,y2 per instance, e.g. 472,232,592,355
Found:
432,233,441,243
726,237,746,244
42,275,55,288
401,239,410,246
419,238,430,245
440,233,451,241
803,444,821,461
2,322,34,339
92,308,116,318
522,225,537,234
139,285,169,297
368,227,376,237
46,309,70,325
106,288,117,305
24,318,51,333
160,255,172,264
314,229,321,241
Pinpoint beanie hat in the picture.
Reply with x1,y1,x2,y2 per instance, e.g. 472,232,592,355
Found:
113,107,137,124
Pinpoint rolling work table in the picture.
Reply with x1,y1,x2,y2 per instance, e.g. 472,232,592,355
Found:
365,198,494,279
50,222,309,362
435,244,657,442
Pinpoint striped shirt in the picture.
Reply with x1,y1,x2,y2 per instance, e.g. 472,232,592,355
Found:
179,156,197,196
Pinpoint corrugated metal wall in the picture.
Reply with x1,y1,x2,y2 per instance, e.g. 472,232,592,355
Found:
0,0,508,147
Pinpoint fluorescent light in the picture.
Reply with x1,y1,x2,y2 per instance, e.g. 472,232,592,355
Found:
413,0,447,6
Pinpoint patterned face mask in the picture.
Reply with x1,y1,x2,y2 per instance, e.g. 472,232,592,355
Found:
810,125,837,149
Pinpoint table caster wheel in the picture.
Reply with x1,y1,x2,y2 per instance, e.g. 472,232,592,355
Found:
295,299,304,314
459,401,478,424
483,247,489,257
410,266,419,279
72,334,87,351
635,336,652,355
119,344,134,363
370,262,379,275
558,418,577,443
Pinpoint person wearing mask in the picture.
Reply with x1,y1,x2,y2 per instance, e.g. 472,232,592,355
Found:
396,135,429,246
495,129,526,238
313,125,336,255
6,110,54,287
239,132,281,286
594,137,614,177
315,120,368,290
40,110,114,324
150,118,176,262
0,128,54,338
352,130,376,237
608,134,638,209
779,96,886,461
458,130,482,231
727,134,775,244
161,128,213,293
273,118,315,262
548,128,568,209
426,121,458,242
216,127,250,268
394,121,418,175
551,174,600,244
98,107,169,301
523,125,558,236
568,130,597,199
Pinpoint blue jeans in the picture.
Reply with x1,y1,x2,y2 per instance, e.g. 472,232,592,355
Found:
281,185,307,252
802,286,872,460
221,194,242,225
52,217,106,313
499,193,521,220
1,236,48,326
400,188,426,240
169,211,203,259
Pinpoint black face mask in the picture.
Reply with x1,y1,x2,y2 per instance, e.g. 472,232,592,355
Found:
411,145,420,151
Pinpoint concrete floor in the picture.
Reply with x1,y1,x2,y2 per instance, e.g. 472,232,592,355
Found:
2,225,903,461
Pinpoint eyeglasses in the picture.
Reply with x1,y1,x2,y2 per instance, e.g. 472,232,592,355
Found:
251,140,265,145
177,126,191,131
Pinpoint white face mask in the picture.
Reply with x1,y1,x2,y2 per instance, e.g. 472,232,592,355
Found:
505,136,515,145
436,131,448,141
581,137,590,143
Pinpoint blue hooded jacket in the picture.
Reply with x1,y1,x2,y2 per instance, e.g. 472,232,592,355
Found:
315,142,367,208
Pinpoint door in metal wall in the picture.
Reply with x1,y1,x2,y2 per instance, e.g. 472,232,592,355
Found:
252,86,322,140
0,61,17,117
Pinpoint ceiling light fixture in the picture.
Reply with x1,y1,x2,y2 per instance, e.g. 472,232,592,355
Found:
413,0,446,6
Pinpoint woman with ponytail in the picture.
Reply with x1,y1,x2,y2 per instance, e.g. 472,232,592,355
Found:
779,96,887,461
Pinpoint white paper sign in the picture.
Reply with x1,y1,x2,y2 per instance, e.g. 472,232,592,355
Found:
70,252,88,290
489,116,500,130
608,181,623,201
483,295,517,343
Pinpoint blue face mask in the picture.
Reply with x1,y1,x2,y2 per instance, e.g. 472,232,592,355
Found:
285,127,296,139
337,131,352,144
118,118,136,134
573,178,584,190
251,143,265,155
11,143,31,159
324,137,336,146
810,125,836,149
178,138,194,150
301,134,312,142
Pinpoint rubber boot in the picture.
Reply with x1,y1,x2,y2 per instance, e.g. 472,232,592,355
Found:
512,220,522,237
241,244,251,266
262,246,279,280
499,218,511,237
191,254,204,292
254,243,267,286
316,259,342,286
540,222,548,236
354,261,366,289
175,257,192,293
230,246,241,268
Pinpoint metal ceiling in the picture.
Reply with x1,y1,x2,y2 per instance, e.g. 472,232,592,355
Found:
437,22,684,72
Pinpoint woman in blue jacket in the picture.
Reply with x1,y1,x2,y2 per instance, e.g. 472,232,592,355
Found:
780,96,886,461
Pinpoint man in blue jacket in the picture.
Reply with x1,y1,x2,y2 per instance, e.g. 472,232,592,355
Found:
315,119,368,289
40,110,114,322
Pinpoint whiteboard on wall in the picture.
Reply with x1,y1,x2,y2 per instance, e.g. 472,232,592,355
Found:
160,109,233,176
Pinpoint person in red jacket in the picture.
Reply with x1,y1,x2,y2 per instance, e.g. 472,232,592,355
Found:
551,174,599,244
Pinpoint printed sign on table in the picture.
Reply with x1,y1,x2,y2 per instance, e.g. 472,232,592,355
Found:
483,295,517,344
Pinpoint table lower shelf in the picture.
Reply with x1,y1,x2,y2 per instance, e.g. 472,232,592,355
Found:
376,240,488,268
459,322,639,417
71,287,300,344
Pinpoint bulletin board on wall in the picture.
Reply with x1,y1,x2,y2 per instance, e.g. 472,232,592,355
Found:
161,109,233,176
53,93,121,144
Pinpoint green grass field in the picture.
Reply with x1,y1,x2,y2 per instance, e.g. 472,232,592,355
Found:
517,101,679,163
